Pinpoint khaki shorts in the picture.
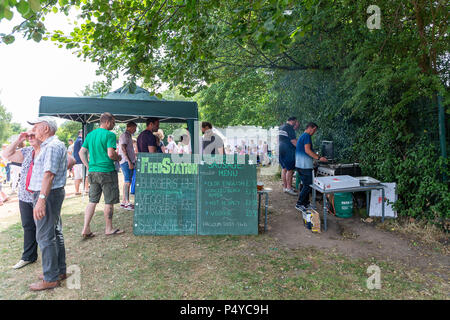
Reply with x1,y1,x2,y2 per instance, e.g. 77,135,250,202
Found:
88,171,120,204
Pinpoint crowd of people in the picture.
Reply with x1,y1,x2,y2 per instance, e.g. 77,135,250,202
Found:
0,112,323,292
0,113,234,291
277,116,327,212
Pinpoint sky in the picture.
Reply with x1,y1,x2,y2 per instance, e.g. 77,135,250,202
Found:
0,10,125,127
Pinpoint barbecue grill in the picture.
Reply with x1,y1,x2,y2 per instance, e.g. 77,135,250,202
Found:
316,162,362,177
313,141,362,177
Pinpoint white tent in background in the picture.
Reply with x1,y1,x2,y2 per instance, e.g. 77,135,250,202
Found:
216,125,279,154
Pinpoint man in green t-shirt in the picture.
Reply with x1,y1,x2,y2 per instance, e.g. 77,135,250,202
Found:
78,112,124,238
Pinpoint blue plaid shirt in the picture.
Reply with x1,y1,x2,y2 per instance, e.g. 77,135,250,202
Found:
28,135,68,192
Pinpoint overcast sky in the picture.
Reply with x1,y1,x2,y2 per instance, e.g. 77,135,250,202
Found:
0,10,124,127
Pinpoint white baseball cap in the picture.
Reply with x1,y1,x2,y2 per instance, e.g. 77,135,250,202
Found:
27,116,58,132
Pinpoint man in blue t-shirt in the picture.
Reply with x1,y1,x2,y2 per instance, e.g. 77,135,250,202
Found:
278,116,299,196
295,122,327,211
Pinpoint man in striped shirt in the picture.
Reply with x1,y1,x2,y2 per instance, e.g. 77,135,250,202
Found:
26,117,68,291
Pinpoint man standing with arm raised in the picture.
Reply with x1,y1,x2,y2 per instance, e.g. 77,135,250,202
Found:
26,117,68,291
79,112,124,238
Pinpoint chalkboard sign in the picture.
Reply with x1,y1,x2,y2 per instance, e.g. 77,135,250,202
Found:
133,153,198,235
198,155,258,235
133,153,257,235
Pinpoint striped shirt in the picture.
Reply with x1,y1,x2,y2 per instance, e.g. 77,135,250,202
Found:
278,123,296,150
28,135,68,192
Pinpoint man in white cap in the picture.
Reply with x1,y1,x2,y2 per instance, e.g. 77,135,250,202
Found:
26,116,68,291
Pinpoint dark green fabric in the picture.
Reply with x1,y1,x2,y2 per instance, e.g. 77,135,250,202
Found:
39,96,198,123
39,85,199,154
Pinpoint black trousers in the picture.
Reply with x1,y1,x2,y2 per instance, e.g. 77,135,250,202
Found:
19,200,38,262
296,168,313,206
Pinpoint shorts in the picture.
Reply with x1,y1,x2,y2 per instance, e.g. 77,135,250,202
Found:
279,144,295,170
120,162,134,183
88,171,120,204
74,164,83,180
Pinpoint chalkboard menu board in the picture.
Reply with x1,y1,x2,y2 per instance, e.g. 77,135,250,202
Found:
133,153,198,235
133,153,257,235
198,155,258,235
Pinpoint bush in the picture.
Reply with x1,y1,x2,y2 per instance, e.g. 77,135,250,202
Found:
357,130,449,227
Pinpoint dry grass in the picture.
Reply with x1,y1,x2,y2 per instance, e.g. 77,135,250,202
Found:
377,217,449,255
0,194,448,300
0,176,448,300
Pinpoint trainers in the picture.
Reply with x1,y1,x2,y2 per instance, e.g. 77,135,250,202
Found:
295,204,305,212
123,203,134,211
285,188,297,196
12,260,34,269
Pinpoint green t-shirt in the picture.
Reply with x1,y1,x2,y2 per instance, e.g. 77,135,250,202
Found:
82,128,117,173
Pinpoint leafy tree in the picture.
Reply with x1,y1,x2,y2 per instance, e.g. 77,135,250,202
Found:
3,0,449,224
55,120,81,146
78,80,112,97
0,102,12,145
196,69,277,128
8,122,27,136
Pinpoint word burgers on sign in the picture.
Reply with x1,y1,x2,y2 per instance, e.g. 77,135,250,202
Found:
134,154,198,235
133,154,258,236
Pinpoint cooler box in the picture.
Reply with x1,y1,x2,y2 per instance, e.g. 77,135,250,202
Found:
313,175,360,191
334,192,353,218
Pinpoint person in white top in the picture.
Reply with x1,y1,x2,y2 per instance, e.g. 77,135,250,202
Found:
67,139,74,178
165,135,178,154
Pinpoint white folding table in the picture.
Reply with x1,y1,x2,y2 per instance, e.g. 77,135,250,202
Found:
310,184,386,231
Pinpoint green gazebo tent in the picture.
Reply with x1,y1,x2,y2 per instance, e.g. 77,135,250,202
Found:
38,85,199,153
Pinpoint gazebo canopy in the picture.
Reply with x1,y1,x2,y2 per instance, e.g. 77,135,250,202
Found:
38,85,198,124
38,85,199,153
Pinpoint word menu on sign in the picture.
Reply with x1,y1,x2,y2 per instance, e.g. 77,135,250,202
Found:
198,156,258,235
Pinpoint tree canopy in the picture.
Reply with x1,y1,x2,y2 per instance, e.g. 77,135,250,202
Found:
1,0,449,224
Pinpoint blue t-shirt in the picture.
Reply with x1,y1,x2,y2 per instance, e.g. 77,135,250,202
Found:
296,132,314,169
278,123,296,150
73,136,83,164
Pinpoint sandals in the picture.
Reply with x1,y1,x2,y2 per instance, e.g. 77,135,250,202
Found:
106,229,125,236
82,229,125,238
81,232,96,240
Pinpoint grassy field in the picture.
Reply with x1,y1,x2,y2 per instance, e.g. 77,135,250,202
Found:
0,195,448,300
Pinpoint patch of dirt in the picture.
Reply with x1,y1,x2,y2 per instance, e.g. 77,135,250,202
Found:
260,176,449,280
